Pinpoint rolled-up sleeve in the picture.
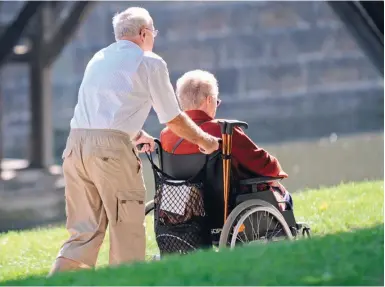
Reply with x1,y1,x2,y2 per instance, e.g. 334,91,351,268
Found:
148,60,182,124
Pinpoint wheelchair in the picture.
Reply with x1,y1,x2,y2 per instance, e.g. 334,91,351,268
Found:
142,120,310,259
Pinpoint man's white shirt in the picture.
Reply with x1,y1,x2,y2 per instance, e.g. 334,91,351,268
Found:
70,40,181,139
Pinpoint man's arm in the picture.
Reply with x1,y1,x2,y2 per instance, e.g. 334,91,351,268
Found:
165,113,215,149
148,58,219,154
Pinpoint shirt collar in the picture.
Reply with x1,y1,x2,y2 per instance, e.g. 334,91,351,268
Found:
116,40,143,51
185,110,213,122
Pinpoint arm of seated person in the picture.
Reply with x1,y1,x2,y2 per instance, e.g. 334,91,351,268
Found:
231,127,288,179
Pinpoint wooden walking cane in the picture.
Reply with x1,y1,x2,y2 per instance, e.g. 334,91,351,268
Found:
220,121,229,224
218,120,248,224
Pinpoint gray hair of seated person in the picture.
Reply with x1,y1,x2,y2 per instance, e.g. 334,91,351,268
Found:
112,7,153,41
176,70,219,110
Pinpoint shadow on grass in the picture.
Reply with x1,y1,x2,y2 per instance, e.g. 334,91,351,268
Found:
3,224,384,286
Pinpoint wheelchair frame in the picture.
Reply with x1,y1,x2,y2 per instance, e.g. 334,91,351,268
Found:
142,119,310,254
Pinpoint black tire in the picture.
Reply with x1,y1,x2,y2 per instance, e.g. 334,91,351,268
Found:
219,199,293,248
145,200,154,215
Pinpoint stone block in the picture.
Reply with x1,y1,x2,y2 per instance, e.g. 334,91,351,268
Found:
159,9,200,42
330,25,360,52
157,39,219,71
255,1,316,30
265,24,360,62
154,3,238,42
269,27,329,59
314,1,341,25
241,62,306,94
229,2,268,32
213,68,239,95
193,5,233,36
218,34,268,67
307,56,381,87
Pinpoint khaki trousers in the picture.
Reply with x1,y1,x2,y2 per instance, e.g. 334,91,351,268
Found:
55,129,146,269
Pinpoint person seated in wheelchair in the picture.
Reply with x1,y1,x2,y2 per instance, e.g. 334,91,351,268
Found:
160,70,293,211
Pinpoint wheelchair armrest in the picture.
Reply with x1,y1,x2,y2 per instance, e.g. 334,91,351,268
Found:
239,176,284,185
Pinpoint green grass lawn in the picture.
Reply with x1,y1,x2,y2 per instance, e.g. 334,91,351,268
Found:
0,180,383,285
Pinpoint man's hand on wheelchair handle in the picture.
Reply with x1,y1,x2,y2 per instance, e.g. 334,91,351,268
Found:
133,130,155,153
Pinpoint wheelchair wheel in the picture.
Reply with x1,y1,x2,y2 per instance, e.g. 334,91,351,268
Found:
145,200,154,215
219,199,293,248
144,200,160,260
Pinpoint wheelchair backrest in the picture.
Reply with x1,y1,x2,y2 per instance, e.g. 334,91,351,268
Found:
159,150,208,180
157,147,226,229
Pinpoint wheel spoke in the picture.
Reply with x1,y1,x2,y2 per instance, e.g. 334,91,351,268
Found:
228,205,293,248
256,211,261,240
265,213,273,239
249,213,258,241
270,222,283,240
237,233,246,244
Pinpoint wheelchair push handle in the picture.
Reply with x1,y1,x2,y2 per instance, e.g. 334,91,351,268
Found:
218,120,248,135
136,143,146,150
136,139,161,152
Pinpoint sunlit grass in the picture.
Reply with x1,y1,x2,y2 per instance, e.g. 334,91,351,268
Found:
0,180,383,285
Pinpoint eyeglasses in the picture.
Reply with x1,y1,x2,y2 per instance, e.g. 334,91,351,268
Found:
217,99,222,107
145,28,158,37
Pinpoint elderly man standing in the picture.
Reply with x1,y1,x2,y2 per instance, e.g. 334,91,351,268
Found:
49,8,219,275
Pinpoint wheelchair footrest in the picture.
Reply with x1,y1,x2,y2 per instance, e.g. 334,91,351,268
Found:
296,222,311,230
294,222,311,238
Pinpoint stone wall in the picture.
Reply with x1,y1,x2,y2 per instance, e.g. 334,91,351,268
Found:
0,1,383,161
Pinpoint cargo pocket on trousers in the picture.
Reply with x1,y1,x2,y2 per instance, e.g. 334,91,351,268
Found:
115,191,145,225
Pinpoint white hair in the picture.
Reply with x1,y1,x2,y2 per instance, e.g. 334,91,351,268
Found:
176,70,219,110
112,7,153,41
